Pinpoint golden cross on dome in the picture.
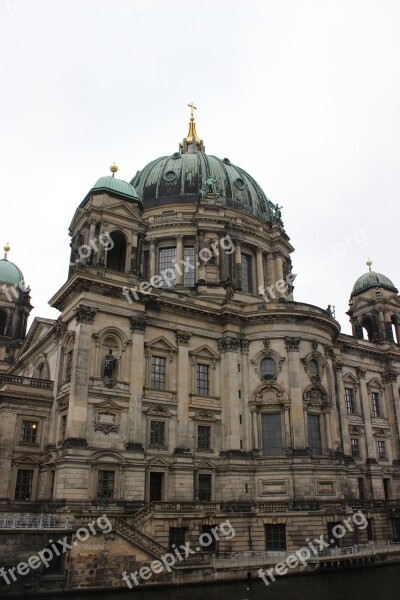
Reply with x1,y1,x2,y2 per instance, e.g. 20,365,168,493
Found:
188,101,197,120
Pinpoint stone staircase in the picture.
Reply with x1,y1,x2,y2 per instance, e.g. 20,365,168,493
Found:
113,516,168,559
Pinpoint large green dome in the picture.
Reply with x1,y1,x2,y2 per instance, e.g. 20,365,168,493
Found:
131,151,274,222
0,259,24,286
352,270,397,295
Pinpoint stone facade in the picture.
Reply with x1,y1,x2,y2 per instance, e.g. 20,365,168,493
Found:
1,121,400,592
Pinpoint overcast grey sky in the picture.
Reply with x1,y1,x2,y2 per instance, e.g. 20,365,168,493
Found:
1,0,399,334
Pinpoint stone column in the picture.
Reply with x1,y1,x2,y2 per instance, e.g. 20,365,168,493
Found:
126,315,147,449
175,330,191,448
250,406,259,450
285,337,306,450
240,339,251,451
324,347,340,451
175,235,184,286
218,231,226,282
198,231,206,281
130,232,138,274
335,363,352,456
65,305,97,445
266,252,275,288
357,367,377,461
324,410,333,450
256,249,265,294
383,369,400,458
284,406,292,450
149,239,156,279
88,221,96,264
219,336,241,450
234,240,242,289
274,251,284,297
125,242,132,273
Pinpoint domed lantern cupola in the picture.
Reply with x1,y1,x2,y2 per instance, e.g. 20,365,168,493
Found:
348,260,400,343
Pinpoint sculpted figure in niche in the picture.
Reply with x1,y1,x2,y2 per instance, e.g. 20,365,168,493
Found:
104,348,119,378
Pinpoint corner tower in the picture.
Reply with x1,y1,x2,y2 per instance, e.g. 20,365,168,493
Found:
348,260,400,343
0,245,32,371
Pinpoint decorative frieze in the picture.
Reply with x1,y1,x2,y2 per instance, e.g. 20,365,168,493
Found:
57,397,69,412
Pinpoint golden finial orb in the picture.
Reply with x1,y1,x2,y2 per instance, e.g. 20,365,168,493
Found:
366,258,373,271
4,243,10,253
110,163,118,177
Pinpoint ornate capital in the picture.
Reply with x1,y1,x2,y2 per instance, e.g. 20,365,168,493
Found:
285,336,301,352
218,335,240,353
383,369,398,384
74,305,97,324
175,329,192,346
356,366,367,380
130,315,147,334
335,361,344,372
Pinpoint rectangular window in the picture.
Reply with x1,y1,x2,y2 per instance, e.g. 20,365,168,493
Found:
378,440,387,460
97,470,115,499
15,470,33,501
183,246,195,287
351,438,360,458
383,478,391,500
150,356,166,389
201,525,217,552
198,474,212,501
366,519,374,541
265,524,286,551
143,250,149,280
150,421,165,447
372,392,381,417
159,247,176,286
358,478,365,499
262,413,283,456
196,364,209,396
241,254,252,293
198,425,211,450
21,421,38,444
169,527,186,550
345,388,355,415
308,414,322,455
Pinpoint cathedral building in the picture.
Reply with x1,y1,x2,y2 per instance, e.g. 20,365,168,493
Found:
0,108,399,591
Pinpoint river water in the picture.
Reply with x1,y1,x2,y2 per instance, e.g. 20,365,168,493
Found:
56,564,400,600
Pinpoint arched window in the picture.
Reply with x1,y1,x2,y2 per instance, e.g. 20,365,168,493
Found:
260,357,276,379
361,317,375,341
309,359,319,376
0,311,7,336
106,231,127,272
34,361,48,380
391,316,399,344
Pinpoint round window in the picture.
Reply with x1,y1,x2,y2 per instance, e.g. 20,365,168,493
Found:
235,178,245,190
260,357,276,378
164,171,177,182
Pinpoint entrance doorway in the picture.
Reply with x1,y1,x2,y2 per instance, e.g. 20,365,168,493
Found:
149,472,163,501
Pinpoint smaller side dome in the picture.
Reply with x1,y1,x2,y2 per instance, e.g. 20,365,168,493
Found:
80,175,140,208
0,259,24,286
352,271,398,295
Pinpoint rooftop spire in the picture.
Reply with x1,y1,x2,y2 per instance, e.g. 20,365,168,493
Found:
180,102,205,153
3,242,10,260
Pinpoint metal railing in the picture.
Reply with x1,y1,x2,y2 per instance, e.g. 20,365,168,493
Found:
0,513,71,529
212,541,400,568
